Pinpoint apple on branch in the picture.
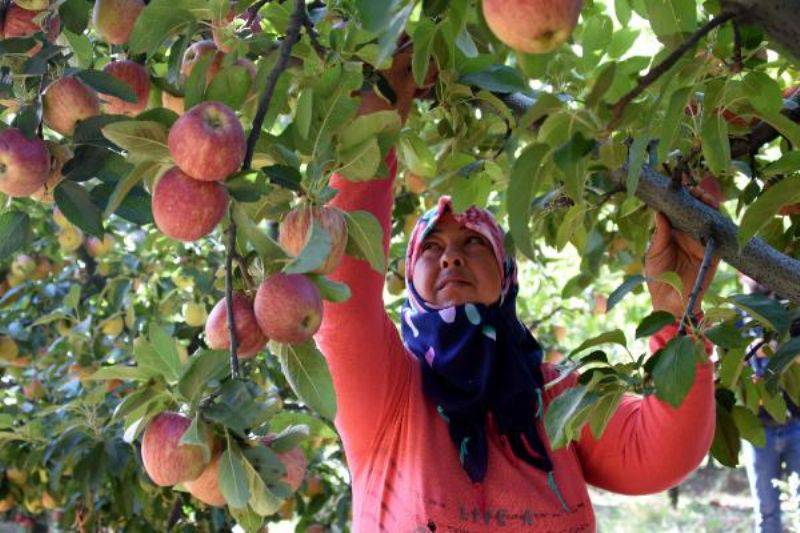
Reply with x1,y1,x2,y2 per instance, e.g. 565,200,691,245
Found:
204,292,267,358
141,411,214,486
30,141,71,203
3,3,60,55
482,0,582,54
184,452,226,507
151,167,229,241
254,273,323,344
0,128,50,198
92,0,144,45
101,60,150,116
181,40,225,85
167,101,246,181
278,205,348,275
42,77,101,136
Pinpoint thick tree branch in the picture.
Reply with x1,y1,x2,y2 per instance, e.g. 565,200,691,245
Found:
614,165,800,304
730,91,800,158
722,0,800,60
608,12,737,130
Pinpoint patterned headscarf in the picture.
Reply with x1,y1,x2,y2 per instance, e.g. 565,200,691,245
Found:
400,196,568,510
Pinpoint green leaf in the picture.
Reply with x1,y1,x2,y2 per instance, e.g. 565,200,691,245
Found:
336,137,381,181
243,456,282,516
582,14,613,55
54,181,104,237
148,323,182,382
555,204,585,251
343,210,386,273
128,0,199,56
710,402,740,467
635,311,676,338
90,365,151,381
132,338,173,380
179,414,212,463
545,385,596,449
626,135,649,195
219,442,251,509
266,425,310,453
338,110,400,151
232,205,288,264
105,161,163,218
554,132,595,201
306,274,351,303
700,112,731,175
397,131,437,179
570,329,627,357
295,88,313,140
756,109,800,148
177,349,230,403
206,65,253,109
228,505,264,533
0,211,31,261
272,341,337,421
652,336,698,408
607,275,645,312
184,51,215,110
761,151,800,178
728,293,790,335
283,219,332,274
765,336,800,386
731,405,766,447
507,143,549,261
588,389,624,439
354,0,400,32
743,71,784,115
657,87,692,162
412,19,436,86
615,0,632,25
76,69,137,103
460,65,527,94
739,176,800,244
718,348,745,388
101,120,171,163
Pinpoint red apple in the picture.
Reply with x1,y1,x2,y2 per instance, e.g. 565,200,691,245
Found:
3,4,60,44
205,292,267,358
278,205,348,275
261,434,308,491
254,273,323,344
167,101,245,181
92,0,144,45
151,166,229,241
42,76,100,136
482,0,581,54
184,452,226,507
101,60,150,116
181,40,225,84
0,128,50,197
141,411,212,486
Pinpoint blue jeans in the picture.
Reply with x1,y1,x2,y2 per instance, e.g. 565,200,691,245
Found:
743,419,800,533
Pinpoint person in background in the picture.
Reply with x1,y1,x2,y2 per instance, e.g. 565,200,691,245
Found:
739,274,800,533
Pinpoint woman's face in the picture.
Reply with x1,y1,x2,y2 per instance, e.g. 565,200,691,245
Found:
411,213,502,307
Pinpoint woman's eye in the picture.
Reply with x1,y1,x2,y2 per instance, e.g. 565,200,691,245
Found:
468,236,485,245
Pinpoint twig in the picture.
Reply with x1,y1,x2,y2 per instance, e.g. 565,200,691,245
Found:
731,91,800,157
732,21,743,73
608,12,737,131
166,495,183,530
242,0,306,170
244,0,270,27
234,253,256,290
225,204,240,379
678,235,718,336
303,10,325,57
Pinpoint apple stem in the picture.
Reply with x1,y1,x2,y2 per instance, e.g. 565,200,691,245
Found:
608,11,738,132
241,0,307,171
225,204,241,378
677,235,717,336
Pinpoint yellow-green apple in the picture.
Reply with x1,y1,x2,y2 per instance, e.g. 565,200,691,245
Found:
101,316,124,337
254,273,323,344
101,60,150,116
5,468,27,486
167,101,245,181
31,142,71,203
184,452,226,507
482,0,581,54
92,0,144,45
151,166,229,241
141,411,212,486
0,336,19,361
180,40,225,84
183,301,208,328
57,225,83,252
0,128,50,197
40,491,58,510
52,206,71,228
205,292,267,358
10,254,35,278
14,0,50,9
42,76,100,136
0,495,16,513
278,205,348,275
86,234,114,257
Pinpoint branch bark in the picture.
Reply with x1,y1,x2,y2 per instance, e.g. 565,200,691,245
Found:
722,0,800,60
730,91,800,158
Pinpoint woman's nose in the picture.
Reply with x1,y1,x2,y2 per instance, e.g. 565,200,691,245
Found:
440,246,464,268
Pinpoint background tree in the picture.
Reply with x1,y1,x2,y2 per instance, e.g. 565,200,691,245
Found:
0,0,799,530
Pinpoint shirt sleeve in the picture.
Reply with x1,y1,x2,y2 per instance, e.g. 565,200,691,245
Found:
572,323,716,494
312,150,414,464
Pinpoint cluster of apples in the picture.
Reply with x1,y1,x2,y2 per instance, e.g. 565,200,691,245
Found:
0,0,60,55
140,411,307,507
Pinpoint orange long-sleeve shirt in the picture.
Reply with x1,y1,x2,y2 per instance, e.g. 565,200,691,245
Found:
314,155,716,532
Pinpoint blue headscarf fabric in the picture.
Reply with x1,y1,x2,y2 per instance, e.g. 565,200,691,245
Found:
400,197,567,508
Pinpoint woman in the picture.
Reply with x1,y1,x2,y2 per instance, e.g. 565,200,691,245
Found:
315,53,719,532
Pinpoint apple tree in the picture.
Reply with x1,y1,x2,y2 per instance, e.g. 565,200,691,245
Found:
1,0,800,530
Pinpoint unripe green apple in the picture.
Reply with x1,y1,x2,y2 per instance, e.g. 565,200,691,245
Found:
92,0,144,45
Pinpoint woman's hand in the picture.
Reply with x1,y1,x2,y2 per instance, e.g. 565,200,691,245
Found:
645,175,724,319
